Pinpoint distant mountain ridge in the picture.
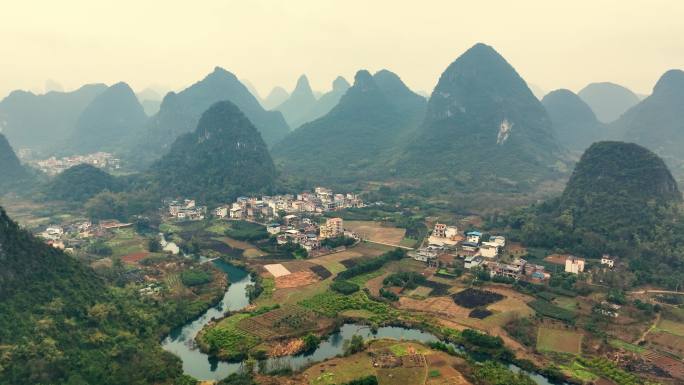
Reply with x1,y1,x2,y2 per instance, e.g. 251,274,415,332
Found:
398,43,565,191
578,82,640,123
273,69,426,183
542,89,605,153
64,82,147,155
0,84,107,153
262,86,290,110
301,76,351,125
153,101,276,204
134,67,289,166
609,69,684,177
0,133,28,190
275,74,318,129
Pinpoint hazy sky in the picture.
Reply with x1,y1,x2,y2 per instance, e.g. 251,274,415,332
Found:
1,0,682,99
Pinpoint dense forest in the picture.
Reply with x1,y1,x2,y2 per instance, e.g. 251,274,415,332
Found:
152,101,276,205
0,207,200,384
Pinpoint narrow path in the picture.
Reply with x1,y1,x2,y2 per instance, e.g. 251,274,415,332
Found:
363,239,415,250
636,312,661,345
629,289,684,295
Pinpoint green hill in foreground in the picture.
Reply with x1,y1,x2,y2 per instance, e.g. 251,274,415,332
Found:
499,141,684,288
0,207,191,385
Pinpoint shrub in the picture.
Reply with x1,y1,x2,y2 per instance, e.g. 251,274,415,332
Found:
180,269,212,287
302,333,321,353
383,271,426,289
341,376,378,385
529,299,576,322
87,240,113,256
379,288,399,301
331,280,360,294
225,221,268,241
336,249,405,281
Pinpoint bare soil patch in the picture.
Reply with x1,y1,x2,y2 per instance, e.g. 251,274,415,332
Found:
275,270,320,289
345,221,406,245
544,254,570,265
121,251,149,265
264,263,291,277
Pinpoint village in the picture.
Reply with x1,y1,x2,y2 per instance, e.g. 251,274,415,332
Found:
22,184,684,384
23,151,122,175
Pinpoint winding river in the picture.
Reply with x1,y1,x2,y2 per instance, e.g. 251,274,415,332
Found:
162,261,557,384
161,260,252,380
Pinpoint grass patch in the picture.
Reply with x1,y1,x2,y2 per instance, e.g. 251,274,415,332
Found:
559,361,598,382
608,339,645,353
205,221,232,235
348,270,384,286
537,327,582,355
657,318,684,337
553,296,579,311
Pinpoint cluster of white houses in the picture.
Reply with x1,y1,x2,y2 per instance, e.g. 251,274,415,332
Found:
213,187,364,222
269,216,354,253
411,222,618,282
37,219,133,251
29,151,121,176
166,199,207,221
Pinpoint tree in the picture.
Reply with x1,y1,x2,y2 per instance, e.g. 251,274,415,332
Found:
148,237,161,252
302,333,321,353
344,335,365,355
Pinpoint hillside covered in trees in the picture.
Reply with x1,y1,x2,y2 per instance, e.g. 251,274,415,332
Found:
495,141,684,288
0,207,194,385
152,101,276,204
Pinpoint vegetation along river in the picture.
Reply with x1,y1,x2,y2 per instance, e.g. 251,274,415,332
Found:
162,260,558,384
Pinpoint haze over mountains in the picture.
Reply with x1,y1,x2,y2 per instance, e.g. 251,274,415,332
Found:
0,84,107,152
133,67,290,166
0,42,681,193
542,89,604,153
275,75,318,129
273,69,426,183
608,70,684,176
578,82,640,123
261,86,289,110
64,82,147,155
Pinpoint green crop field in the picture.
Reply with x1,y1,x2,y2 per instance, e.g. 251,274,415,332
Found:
537,327,582,355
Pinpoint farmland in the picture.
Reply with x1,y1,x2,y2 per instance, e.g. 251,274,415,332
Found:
536,327,583,355
200,313,261,360
345,221,406,246
302,340,471,385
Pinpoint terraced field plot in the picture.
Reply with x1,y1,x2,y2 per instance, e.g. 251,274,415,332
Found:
537,327,583,355
237,306,332,340
647,331,684,358
657,318,684,337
